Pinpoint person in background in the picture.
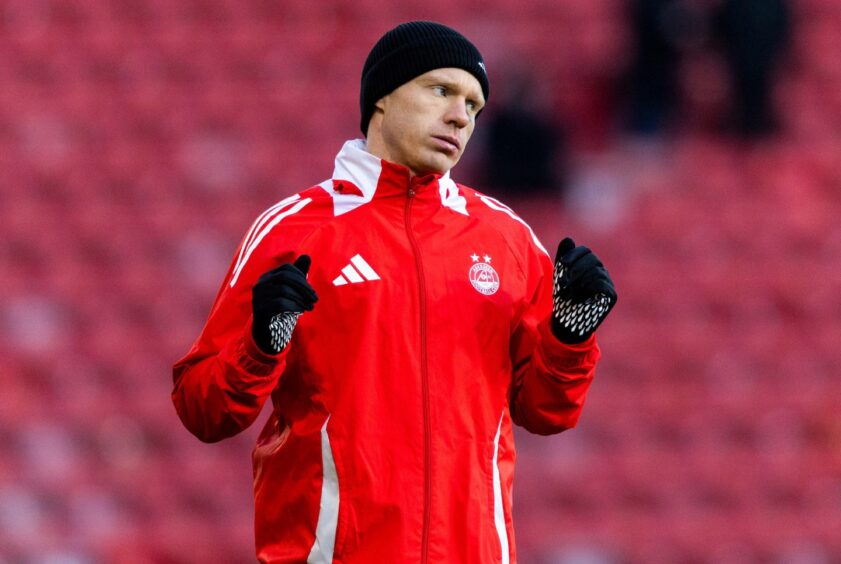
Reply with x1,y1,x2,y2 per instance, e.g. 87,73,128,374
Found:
482,69,566,199
715,0,791,137
625,0,707,136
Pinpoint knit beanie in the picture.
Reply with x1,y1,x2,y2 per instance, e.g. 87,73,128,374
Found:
360,21,490,135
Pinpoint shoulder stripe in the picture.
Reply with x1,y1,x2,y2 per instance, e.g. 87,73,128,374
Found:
233,194,302,280
229,197,312,287
478,195,549,256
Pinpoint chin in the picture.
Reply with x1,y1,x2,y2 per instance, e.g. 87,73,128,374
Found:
423,155,459,175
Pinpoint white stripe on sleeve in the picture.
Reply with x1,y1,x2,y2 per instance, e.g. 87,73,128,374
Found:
479,195,549,257
229,197,312,287
233,195,301,279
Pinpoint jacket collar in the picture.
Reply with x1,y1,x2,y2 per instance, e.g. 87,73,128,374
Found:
327,139,468,216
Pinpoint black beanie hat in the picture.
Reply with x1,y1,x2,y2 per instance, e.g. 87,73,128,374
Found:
360,21,490,135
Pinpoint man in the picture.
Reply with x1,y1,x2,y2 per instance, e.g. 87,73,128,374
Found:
173,21,616,563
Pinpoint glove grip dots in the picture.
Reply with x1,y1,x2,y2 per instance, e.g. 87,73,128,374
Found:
267,312,301,354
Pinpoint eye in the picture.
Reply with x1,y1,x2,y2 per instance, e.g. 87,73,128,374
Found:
466,100,482,116
432,85,447,96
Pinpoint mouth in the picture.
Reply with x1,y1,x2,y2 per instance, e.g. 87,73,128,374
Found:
431,135,461,154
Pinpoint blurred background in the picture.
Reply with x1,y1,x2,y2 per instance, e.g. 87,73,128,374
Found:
1,0,840,562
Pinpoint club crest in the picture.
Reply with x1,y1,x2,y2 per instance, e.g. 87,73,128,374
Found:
468,254,499,295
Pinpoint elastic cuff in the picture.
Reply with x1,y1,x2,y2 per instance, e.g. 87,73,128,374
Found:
538,318,598,368
233,320,284,377
246,334,281,363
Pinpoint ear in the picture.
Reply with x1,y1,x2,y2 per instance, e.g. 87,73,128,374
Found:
374,95,388,113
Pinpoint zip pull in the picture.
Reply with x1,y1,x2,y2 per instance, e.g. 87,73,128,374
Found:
408,188,416,198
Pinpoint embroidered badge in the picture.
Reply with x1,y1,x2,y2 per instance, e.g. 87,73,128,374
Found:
468,253,500,295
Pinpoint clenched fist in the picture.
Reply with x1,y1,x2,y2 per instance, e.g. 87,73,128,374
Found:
551,238,616,344
251,255,318,354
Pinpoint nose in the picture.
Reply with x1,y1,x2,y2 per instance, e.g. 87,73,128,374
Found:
444,98,471,129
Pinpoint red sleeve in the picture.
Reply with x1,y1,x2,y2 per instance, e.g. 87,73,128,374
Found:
509,245,601,435
171,195,317,443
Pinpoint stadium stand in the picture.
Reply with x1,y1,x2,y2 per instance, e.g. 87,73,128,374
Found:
1,0,839,561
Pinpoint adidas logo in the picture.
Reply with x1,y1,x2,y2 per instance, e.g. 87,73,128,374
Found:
333,254,381,286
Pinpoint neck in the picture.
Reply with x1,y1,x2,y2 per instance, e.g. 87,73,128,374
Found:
364,135,392,168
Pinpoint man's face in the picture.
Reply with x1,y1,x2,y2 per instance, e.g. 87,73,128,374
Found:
373,68,486,176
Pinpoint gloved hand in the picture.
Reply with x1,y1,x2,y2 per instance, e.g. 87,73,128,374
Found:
251,255,318,355
551,238,616,344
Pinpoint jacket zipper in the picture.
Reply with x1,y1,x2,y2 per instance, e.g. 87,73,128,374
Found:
405,187,432,563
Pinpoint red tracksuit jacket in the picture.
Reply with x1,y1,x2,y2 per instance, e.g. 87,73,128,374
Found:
172,139,601,563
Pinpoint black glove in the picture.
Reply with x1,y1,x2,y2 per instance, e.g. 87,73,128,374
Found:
251,255,318,355
551,238,616,344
